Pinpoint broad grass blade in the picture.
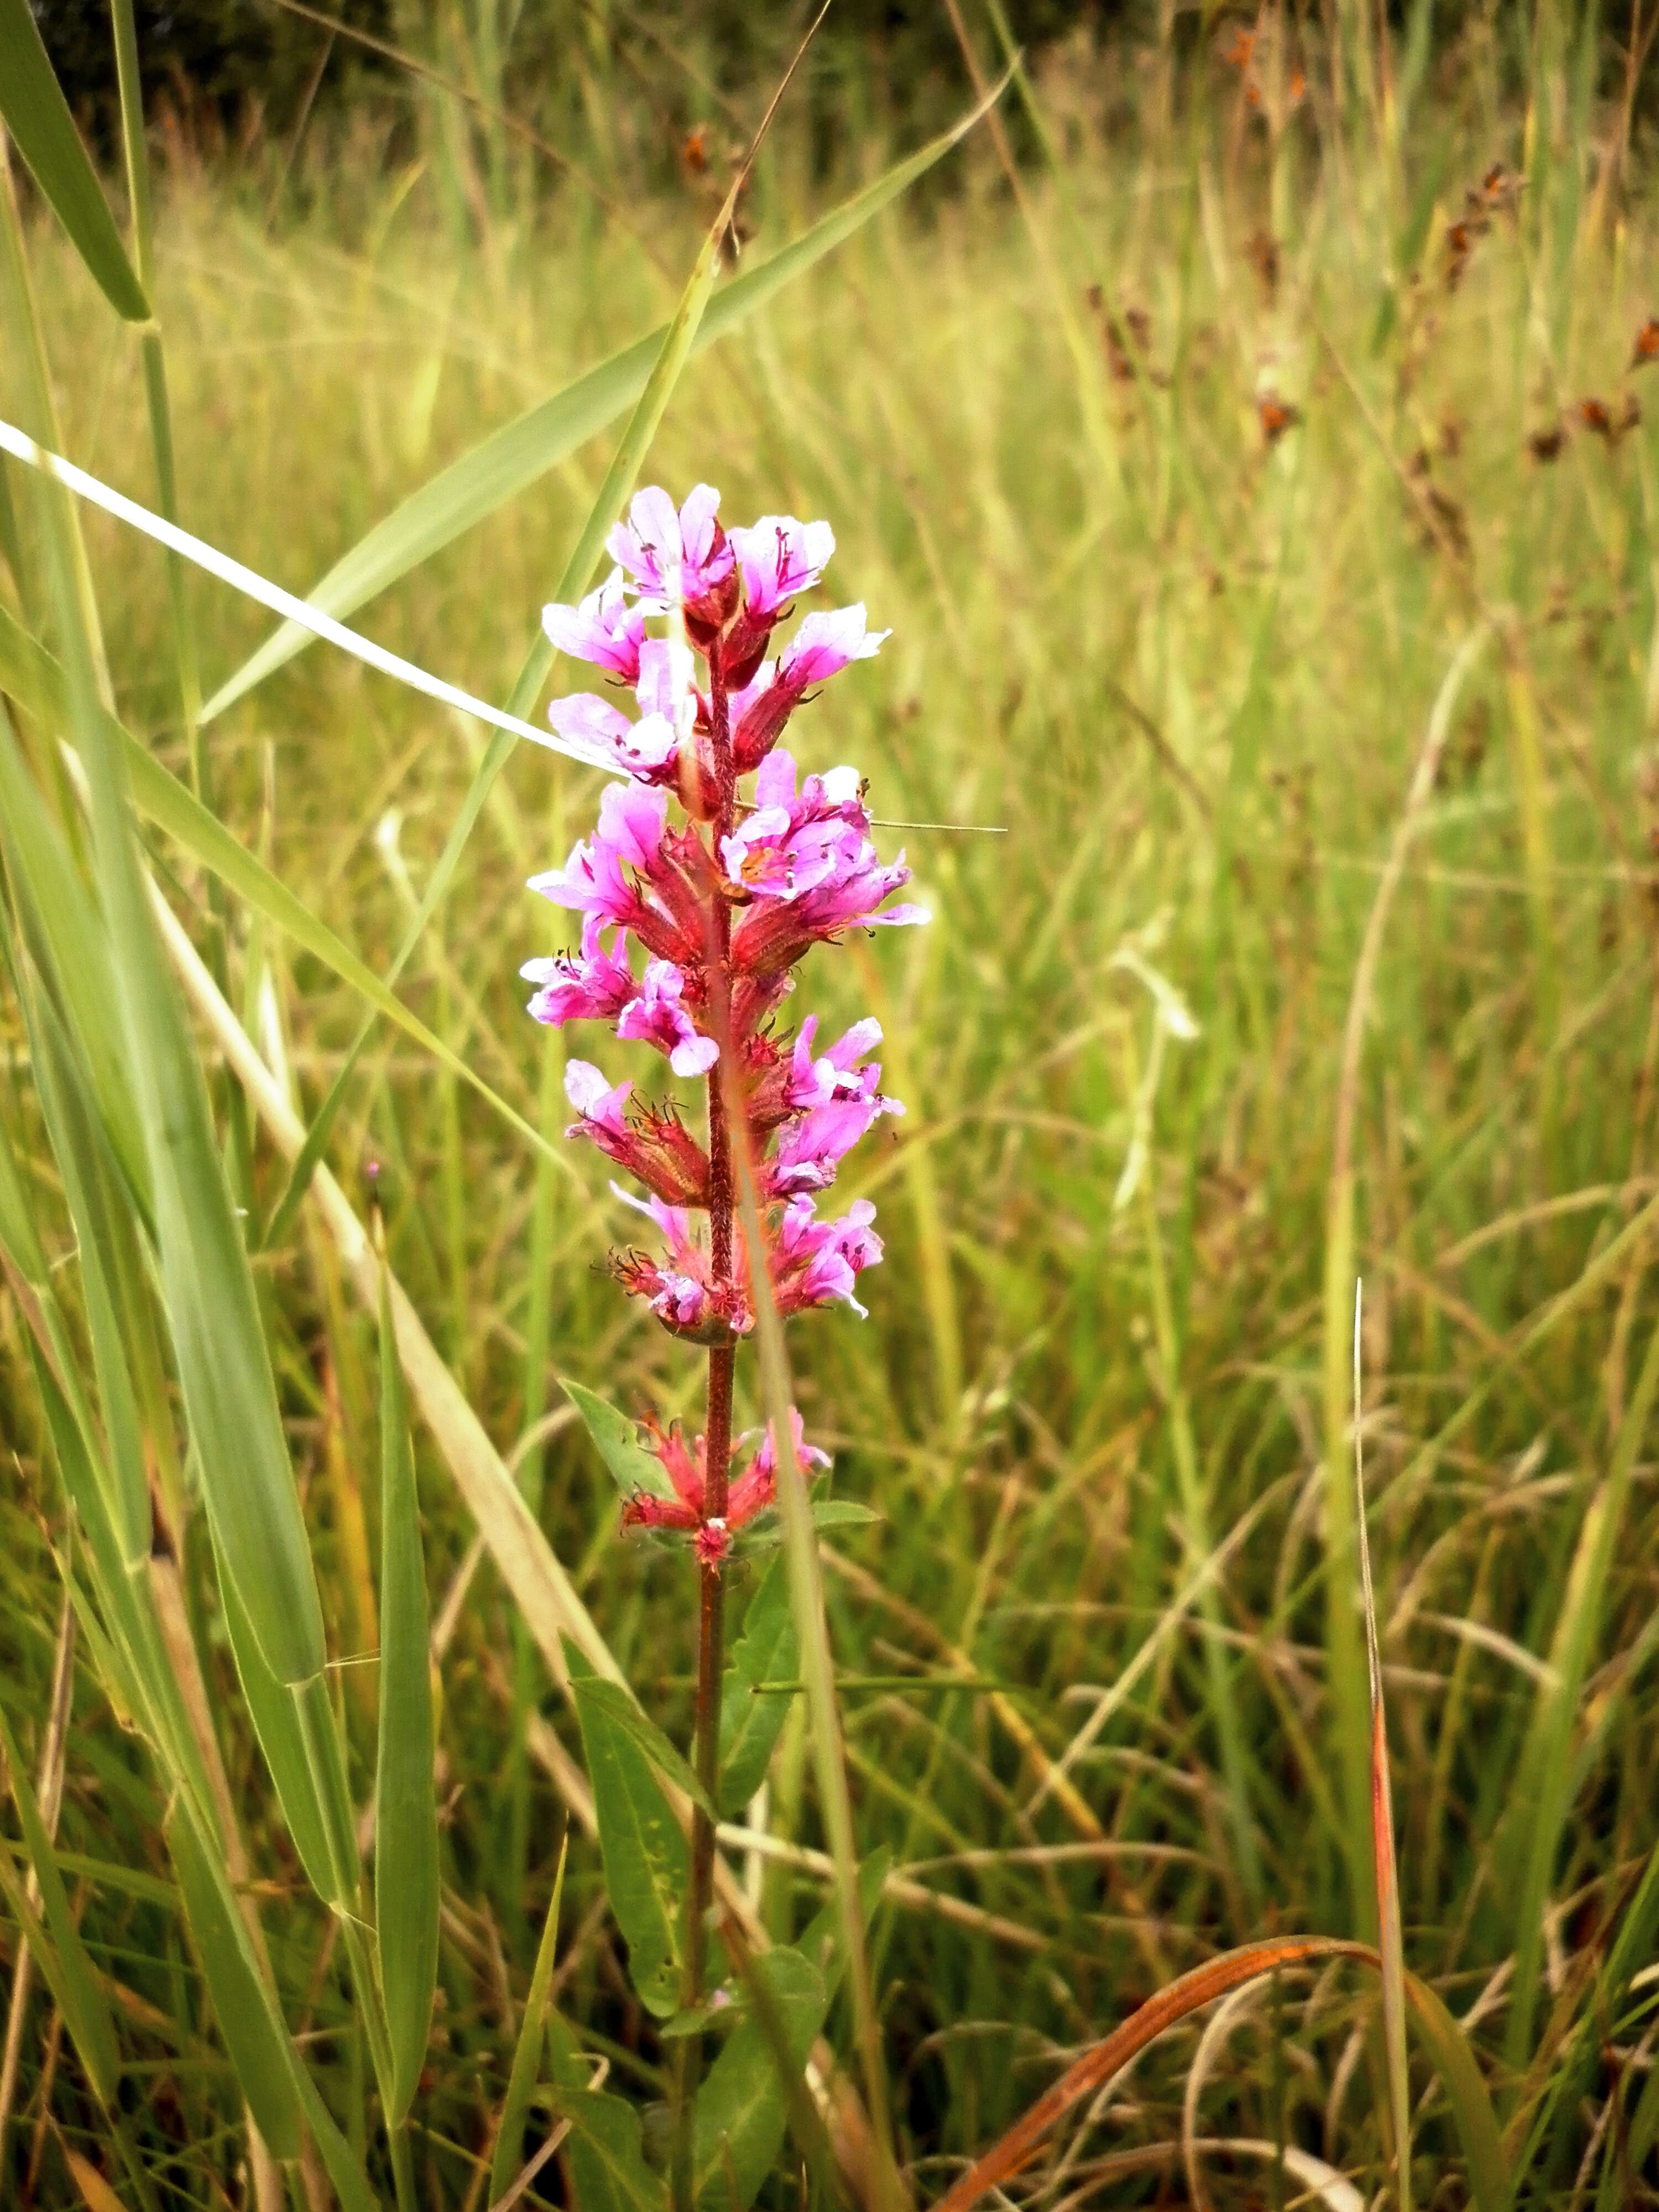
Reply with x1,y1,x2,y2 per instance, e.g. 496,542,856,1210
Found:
375,1260,440,2125
0,696,148,1197
201,85,1008,719
0,608,567,1173
0,1700,121,2104
0,0,149,321
489,1831,568,2205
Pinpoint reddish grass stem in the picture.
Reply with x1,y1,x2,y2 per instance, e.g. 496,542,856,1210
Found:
671,640,737,2212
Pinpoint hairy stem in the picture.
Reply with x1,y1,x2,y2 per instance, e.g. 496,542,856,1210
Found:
671,639,738,2212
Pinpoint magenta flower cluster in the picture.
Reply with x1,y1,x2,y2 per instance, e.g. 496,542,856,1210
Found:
525,486,925,1559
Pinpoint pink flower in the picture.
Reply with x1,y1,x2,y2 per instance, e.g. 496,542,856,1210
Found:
564,1063,709,1207
728,782,928,973
726,1408,831,1524
729,515,836,617
542,568,645,681
607,484,734,613
522,915,634,1028
720,753,867,903
766,1091,895,1197
611,1188,753,1342
769,1196,884,1318
619,1406,828,1544
729,610,886,773
616,959,719,1078
547,693,679,780
778,604,888,688
530,782,668,925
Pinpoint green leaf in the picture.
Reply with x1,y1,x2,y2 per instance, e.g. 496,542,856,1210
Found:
163,1801,302,2161
692,1947,827,2212
565,1660,713,1822
564,1380,679,1504
566,1646,688,2017
717,1559,799,1819
490,1833,568,2205
555,2089,667,2212
0,0,150,321
200,96,1001,721
733,1498,881,1554
0,1701,121,2104
374,1262,440,2125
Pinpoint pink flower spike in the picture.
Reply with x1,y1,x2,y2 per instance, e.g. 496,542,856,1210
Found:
547,692,634,755
542,568,645,681
730,515,836,618
778,604,889,690
616,959,720,1078
607,483,734,611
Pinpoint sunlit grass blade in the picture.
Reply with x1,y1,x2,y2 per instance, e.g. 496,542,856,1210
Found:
200,80,1010,720
0,1699,121,2105
375,1255,440,2127
489,1829,568,2205
0,0,149,320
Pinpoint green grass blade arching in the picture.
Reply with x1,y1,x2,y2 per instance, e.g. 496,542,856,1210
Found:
374,1260,440,2127
200,88,1005,722
0,0,149,321
0,1697,122,2105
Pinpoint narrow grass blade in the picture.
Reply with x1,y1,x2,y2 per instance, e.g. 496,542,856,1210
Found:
0,1702,120,2104
727,1113,898,2203
489,1830,568,2205
1354,1283,1411,2212
375,1258,440,2125
202,82,1009,720
0,0,149,321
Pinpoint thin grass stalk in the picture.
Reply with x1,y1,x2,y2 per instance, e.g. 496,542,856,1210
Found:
729,1117,904,2212
1354,1283,1411,2212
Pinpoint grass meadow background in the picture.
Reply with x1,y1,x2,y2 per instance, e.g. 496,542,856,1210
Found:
3,3,1659,2206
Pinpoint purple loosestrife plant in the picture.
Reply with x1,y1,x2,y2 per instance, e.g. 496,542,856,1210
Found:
525,486,924,2133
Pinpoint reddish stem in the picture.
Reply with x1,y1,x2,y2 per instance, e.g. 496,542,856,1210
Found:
672,634,738,2212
